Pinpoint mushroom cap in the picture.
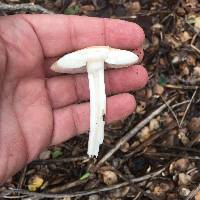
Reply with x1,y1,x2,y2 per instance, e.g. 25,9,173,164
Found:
51,46,139,74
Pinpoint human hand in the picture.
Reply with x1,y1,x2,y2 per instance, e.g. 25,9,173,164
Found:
0,14,148,183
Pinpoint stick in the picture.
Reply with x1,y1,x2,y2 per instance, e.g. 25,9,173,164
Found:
95,98,175,170
164,84,199,90
191,33,200,55
31,156,88,165
3,168,165,199
161,96,180,127
0,3,53,14
186,183,200,200
180,88,197,127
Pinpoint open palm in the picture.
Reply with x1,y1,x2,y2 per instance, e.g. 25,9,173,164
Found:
0,14,147,183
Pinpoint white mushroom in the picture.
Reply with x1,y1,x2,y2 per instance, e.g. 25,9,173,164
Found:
51,46,139,157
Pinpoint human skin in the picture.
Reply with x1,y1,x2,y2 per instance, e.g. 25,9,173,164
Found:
0,14,148,183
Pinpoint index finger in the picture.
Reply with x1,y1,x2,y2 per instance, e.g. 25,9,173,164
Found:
22,14,145,58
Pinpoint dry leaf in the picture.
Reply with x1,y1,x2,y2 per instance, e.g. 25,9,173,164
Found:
149,119,160,131
136,101,146,114
179,187,190,197
178,173,192,185
126,1,141,13
195,192,200,200
28,175,44,192
171,158,190,173
137,126,150,142
101,170,118,185
193,66,200,77
153,182,172,197
153,84,164,95
120,142,130,153
188,117,200,132
179,31,191,42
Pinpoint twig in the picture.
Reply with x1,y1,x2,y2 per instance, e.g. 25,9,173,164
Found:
191,33,200,54
152,144,200,154
130,182,161,200
2,183,126,198
161,96,180,127
105,113,136,137
171,100,190,108
95,98,175,170
133,192,142,200
47,179,88,193
180,88,197,127
184,134,200,200
100,164,129,182
185,183,200,200
125,122,177,158
178,77,200,85
113,10,171,19
2,168,165,199
144,152,200,160
1,195,30,199
103,164,161,200
31,156,88,165
116,15,137,19
164,84,199,90
0,3,53,14
125,100,193,159
187,134,200,147
17,166,27,190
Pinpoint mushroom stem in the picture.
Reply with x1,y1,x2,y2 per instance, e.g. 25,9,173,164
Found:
87,61,106,157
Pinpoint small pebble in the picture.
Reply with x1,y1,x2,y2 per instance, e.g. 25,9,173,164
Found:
179,187,190,197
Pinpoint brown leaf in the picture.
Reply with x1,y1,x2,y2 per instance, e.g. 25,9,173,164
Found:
101,170,118,185
188,117,200,132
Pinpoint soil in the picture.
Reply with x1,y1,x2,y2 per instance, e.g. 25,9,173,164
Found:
1,0,200,199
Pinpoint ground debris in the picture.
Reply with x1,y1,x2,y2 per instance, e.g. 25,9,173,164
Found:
1,0,200,199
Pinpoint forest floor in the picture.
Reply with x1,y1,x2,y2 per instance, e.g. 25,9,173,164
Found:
1,0,200,199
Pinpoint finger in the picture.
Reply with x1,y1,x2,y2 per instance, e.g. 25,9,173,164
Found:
22,15,145,58
44,47,144,77
51,93,136,145
47,65,148,109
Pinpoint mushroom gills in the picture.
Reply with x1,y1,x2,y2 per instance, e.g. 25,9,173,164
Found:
87,61,106,157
